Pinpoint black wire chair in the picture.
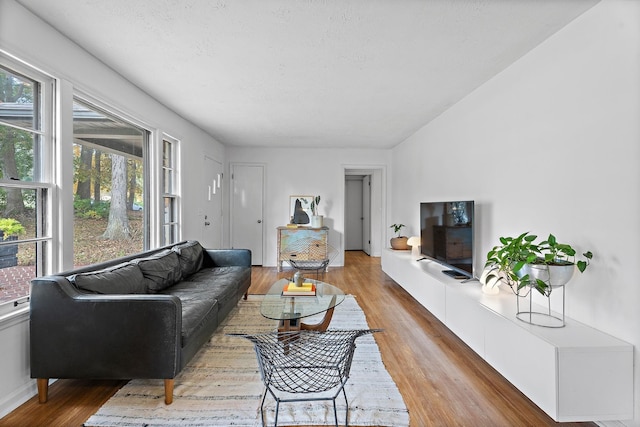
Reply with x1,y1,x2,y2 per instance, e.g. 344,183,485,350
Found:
282,237,338,280
231,329,381,427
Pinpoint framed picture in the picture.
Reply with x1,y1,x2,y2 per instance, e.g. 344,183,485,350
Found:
289,195,313,224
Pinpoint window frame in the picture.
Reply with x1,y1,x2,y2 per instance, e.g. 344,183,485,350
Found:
72,93,152,252
0,53,184,316
0,53,55,316
161,135,181,245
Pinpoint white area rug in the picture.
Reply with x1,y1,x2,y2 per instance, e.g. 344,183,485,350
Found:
84,295,409,426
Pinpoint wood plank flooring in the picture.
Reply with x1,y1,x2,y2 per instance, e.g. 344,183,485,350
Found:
0,251,596,427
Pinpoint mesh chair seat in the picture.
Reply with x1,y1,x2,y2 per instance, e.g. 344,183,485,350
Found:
287,258,330,273
232,329,381,427
282,237,338,279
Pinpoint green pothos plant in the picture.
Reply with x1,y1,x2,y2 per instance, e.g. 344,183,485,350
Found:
485,231,593,295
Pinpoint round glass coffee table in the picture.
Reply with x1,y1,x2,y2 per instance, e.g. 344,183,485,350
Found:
261,278,345,332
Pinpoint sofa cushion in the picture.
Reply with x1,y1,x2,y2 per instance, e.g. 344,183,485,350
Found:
172,240,204,278
70,262,146,294
187,266,250,302
162,281,220,346
133,250,182,293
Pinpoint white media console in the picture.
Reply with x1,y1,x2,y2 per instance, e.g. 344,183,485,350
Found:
381,248,633,422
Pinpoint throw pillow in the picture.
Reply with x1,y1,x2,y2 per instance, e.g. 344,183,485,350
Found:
71,262,147,294
172,240,204,278
133,250,182,293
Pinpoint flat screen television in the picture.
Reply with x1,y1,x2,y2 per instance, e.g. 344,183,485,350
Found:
419,201,475,279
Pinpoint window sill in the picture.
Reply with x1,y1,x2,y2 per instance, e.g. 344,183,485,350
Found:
0,304,30,330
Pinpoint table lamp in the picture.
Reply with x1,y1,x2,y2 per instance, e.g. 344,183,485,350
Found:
407,236,421,257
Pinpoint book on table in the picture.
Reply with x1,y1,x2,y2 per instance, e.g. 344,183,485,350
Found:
282,282,316,296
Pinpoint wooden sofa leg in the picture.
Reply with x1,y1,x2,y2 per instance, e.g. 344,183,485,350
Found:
243,291,248,300
164,379,174,405
37,378,49,403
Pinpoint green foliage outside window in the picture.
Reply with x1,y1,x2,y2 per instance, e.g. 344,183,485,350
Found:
0,218,25,239
73,197,110,219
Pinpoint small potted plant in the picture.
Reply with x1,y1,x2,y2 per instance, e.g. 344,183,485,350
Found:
0,218,26,267
0,218,25,240
389,223,409,250
310,196,323,228
485,231,593,296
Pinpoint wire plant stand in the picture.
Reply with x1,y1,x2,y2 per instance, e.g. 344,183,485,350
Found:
231,329,381,427
516,283,566,328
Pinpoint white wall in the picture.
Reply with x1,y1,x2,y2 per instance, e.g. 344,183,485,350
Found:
0,309,30,420
225,146,390,266
391,1,639,425
0,0,226,417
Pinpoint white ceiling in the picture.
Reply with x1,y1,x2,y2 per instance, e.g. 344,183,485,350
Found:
17,0,598,149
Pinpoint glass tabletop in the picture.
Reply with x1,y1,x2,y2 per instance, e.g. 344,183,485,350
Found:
260,278,345,321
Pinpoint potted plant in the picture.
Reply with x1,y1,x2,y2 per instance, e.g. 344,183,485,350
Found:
310,196,323,228
0,218,26,267
485,231,593,296
389,223,409,250
0,218,26,241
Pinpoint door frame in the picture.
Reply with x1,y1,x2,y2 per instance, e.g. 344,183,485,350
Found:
343,165,386,258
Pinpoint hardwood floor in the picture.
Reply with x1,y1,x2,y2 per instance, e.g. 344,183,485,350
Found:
0,251,596,427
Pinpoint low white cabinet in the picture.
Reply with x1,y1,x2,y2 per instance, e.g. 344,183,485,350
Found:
381,249,633,422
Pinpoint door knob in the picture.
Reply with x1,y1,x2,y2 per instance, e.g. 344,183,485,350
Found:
204,221,211,226
257,220,262,223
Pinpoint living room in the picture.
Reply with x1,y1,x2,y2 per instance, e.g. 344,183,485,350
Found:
1,0,638,426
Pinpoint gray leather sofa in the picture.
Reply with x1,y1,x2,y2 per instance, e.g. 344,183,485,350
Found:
30,240,251,404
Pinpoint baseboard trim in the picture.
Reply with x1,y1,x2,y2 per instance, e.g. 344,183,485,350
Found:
0,379,38,419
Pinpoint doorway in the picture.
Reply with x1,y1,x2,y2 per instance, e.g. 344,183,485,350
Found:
344,167,384,261
345,175,370,254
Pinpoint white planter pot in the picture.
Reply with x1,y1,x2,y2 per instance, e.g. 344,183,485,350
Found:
520,263,575,288
311,215,324,228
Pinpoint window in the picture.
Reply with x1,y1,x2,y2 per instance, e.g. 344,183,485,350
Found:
1,54,181,313
72,99,148,266
0,60,53,311
161,137,179,245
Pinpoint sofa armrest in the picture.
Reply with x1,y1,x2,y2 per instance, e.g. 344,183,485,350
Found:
203,248,251,268
30,276,182,380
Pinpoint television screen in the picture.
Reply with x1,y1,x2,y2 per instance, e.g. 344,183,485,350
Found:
419,201,474,279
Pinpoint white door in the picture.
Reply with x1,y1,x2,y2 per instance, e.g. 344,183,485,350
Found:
362,175,371,255
345,178,363,250
230,164,264,265
200,156,223,248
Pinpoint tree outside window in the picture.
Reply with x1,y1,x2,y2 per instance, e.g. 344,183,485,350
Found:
72,100,148,266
